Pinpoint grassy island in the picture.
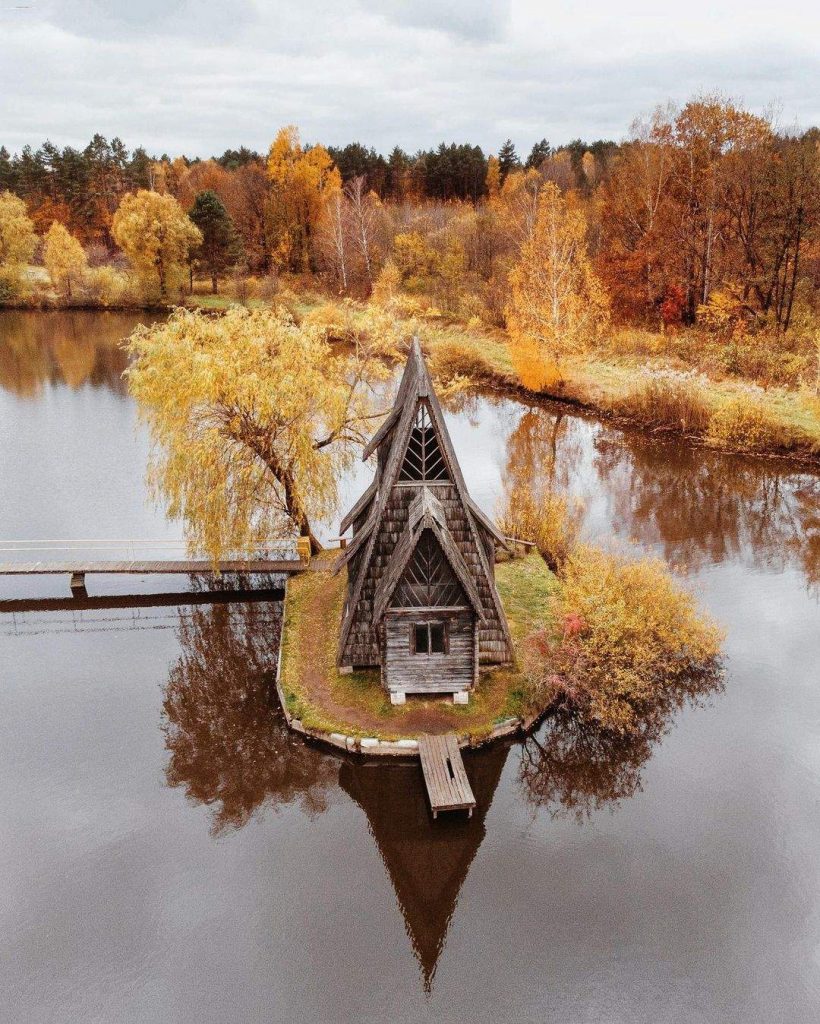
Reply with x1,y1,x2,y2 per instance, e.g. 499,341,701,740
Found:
278,550,557,742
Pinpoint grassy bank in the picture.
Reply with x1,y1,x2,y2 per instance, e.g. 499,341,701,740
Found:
413,316,820,463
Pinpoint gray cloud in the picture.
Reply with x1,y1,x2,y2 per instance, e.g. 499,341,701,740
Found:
0,1,817,157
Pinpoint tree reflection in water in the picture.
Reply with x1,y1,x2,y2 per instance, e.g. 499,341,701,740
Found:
0,310,145,396
162,598,337,835
518,666,724,818
593,433,820,590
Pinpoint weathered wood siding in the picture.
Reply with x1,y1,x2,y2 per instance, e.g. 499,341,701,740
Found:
340,482,511,668
382,609,475,693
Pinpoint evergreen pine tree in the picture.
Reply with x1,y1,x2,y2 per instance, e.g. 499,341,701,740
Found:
188,190,241,294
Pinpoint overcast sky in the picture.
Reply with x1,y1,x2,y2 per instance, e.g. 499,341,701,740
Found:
1,0,818,158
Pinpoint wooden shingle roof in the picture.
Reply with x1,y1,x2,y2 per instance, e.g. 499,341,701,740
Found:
336,337,512,661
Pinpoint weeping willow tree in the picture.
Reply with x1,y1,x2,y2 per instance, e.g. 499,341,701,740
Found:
125,305,397,559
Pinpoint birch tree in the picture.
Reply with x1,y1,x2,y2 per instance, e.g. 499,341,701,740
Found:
507,182,609,385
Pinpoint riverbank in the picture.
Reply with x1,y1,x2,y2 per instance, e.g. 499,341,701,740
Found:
415,318,820,465
6,290,817,464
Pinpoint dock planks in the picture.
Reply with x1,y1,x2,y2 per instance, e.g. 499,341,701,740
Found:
418,733,476,819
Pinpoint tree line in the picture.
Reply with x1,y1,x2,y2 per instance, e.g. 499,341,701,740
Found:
1,96,818,332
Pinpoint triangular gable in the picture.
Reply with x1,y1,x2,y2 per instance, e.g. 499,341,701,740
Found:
337,338,511,657
392,530,467,609
372,488,485,622
398,401,449,482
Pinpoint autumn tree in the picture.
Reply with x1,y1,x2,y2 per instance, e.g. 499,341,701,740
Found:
485,155,501,199
125,306,396,558
507,182,610,386
43,221,88,298
111,189,201,301
344,175,385,291
598,109,675,317
317,189,349,291
188,190,241,293
266,126,341,273
0,190,37,295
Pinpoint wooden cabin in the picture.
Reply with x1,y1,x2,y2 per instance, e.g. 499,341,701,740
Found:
335,338,512,702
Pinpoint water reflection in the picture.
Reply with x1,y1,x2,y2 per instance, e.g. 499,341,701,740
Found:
518,665,724,819
0,310,151,396
593,432,820,587
162,599,337,835
340,744,509,992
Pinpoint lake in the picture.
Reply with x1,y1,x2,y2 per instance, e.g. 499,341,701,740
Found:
1,310,819,1023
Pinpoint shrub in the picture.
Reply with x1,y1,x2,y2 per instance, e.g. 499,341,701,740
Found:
521,545,723,734
509,336,563,392
618,369,712,434
428,334,497,387
83,266,137,306
705,392,808,454
696,287,748,337
498,485,584,572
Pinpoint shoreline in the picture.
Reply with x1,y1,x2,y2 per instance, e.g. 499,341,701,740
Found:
4,298,819,469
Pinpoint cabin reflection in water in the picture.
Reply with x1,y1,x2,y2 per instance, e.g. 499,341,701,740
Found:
339,744,509,992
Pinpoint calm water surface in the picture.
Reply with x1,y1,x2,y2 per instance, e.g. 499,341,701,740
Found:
1,311,819,1023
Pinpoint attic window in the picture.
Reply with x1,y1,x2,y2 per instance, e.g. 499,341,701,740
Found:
399,402,449,482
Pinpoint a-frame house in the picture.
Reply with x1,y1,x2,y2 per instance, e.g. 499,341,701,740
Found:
335,338,512,701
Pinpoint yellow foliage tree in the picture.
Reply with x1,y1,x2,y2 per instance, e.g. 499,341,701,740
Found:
111,190,201,301
507,182,610,387
0,191,37,294
125,306,396,559
486,155,501,199
523,545,723,733
266,126,341,273
43,221,88,298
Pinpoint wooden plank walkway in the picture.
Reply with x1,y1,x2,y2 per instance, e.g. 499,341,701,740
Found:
418,733,476,819
0,559,304,576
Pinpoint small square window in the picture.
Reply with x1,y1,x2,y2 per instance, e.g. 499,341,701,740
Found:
412,622,447,655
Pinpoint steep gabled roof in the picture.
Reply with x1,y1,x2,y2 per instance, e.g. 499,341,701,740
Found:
336,337,512,656
372,488,485,622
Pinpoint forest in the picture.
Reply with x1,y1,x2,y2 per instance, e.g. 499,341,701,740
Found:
1,96,819,460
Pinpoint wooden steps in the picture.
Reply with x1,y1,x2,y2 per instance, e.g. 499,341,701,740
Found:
418,733,476,819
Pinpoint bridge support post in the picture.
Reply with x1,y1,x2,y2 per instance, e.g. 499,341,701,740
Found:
69,571,87,597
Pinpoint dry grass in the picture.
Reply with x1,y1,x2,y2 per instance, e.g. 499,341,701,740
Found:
615,368,713,435
705,392,813,454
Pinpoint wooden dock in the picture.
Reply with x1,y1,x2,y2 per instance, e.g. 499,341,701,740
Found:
418,733,476,819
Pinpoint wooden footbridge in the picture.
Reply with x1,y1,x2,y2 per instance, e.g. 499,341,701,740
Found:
0,540,306,595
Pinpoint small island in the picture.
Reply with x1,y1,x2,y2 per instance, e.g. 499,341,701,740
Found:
278,338,547,751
